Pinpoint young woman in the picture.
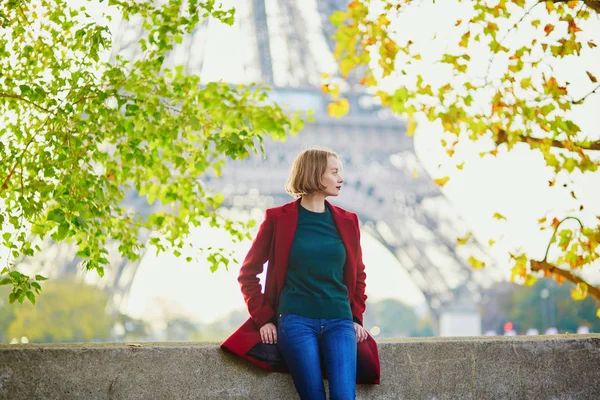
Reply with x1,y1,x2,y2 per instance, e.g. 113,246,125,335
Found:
221,147,380,399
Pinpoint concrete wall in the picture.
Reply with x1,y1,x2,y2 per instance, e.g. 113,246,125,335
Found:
1,334,599,399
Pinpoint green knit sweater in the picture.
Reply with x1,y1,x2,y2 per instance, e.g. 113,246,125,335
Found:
277,203,352,320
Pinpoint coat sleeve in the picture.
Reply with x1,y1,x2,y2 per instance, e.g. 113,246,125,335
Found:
237,209,276,328
351,213,368,326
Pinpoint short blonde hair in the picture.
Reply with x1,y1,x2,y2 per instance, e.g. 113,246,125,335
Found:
285,147,340,198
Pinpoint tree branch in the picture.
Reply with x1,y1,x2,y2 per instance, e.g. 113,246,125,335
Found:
484,1,542,84
0,93,51,113
548,1,600,13
530,259,600,301
496,129,600,151
572,84,600,105
542,216,584,261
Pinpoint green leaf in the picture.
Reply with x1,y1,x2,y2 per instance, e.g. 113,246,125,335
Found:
0,278,12,285
76,247,91,258
26,291,36,305
8,271,22,280
47,208,66,223
35,275,48,281
0,0,307,296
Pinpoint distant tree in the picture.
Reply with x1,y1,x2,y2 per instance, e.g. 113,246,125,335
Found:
329,0,600,310
0,287,16,342
113,312,150,342
363,298,433,337
3,279,112,343
482,281,600,333
0,0,304,304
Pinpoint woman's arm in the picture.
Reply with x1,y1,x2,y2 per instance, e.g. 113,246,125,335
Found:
351,213,368,326
237,209,276,328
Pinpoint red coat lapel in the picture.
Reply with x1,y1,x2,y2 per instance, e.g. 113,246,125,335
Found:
327,200,359,292
274,199,299,296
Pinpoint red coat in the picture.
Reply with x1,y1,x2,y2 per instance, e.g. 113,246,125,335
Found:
220,198,381,384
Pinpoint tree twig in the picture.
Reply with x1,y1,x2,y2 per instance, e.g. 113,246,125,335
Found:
571,84,600,105
541,216,584,262
0,93,51,113
495,129,600,151
530,259,600,301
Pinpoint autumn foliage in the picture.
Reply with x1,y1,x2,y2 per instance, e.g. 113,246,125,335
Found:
329,0,600,314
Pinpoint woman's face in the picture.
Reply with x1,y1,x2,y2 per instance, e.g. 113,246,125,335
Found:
320,155,344,197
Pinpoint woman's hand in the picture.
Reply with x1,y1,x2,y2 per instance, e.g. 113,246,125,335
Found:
354,322,368,342
260,322,277,344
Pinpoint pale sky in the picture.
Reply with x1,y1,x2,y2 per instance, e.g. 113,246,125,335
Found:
5,0,599,325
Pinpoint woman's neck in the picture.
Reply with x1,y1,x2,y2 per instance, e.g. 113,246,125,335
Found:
300,194,327,213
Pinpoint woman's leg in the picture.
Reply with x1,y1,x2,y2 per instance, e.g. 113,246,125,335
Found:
320,318,357,400
277,314,326,400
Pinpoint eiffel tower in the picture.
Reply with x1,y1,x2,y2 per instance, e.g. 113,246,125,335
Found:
18,0,504,329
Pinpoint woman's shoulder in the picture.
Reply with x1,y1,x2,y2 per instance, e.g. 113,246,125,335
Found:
328,203,359,221
263,199,297,218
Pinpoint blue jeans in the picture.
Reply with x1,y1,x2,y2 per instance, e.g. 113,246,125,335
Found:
277,314,357,400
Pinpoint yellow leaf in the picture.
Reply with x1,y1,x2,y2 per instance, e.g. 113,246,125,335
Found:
376,91,391,107
545,0,555,13
571,282,588,301
488,239,496,247
327,98,350,118
523,274,538,286
457,232,472,246
459,31,470,48
329,84,340,100
340,59,354,79
321,83,329,95
493,212,507,220
433,176,450,187
468,256,486,269
406,114,416,136
321,72,329,79
412,169,418,179
538,217,547,224
456,162,465,170
349,0,360,9
510,265,526,282
377,14,390,28
596,308,600,319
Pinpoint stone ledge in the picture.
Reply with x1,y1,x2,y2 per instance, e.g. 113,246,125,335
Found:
1,334,599,399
